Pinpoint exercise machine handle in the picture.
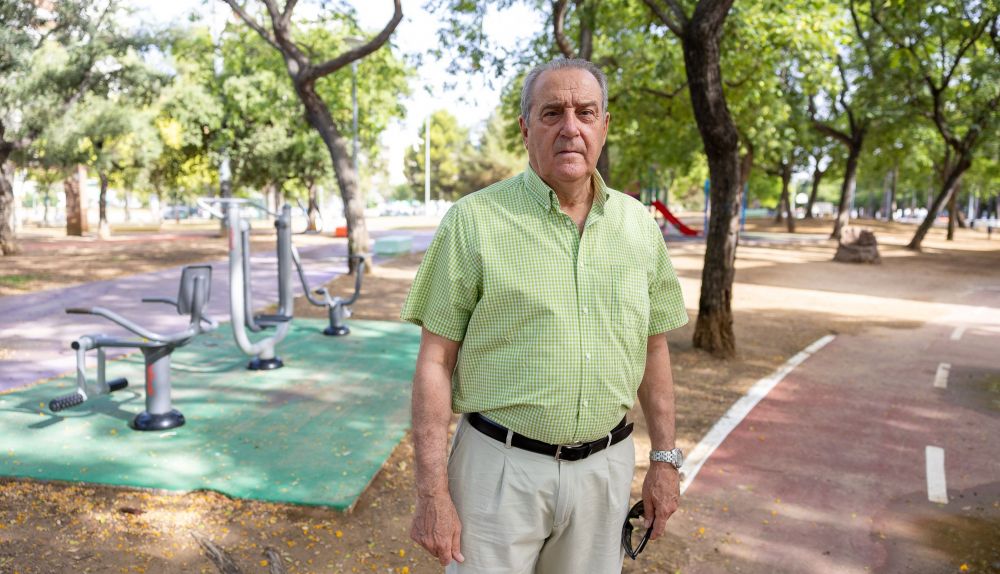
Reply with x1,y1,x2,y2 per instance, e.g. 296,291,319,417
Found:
342,255,366,306
49,391,85,412
142,297,178,307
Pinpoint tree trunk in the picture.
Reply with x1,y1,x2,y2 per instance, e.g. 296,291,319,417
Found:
832,143,861,239
43,188,52,226
683,0,741,358
908,157,971,250
0,158,18,255
97,171,111,239
946,189,956,240
805,165,823,219
781,164,795,233
887,165,897,222
597,144,610,186
293,78,371,272
954,178,967,229
124,188,132,222
64,167,86,237
307,183,320,232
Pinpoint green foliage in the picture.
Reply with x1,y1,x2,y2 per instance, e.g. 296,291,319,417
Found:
405,109,472,201
138,15,412,204
404,108,526,200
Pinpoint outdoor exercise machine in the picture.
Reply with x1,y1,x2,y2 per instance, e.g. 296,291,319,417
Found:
199,198,294,370
48,265,217,431
291,249,365,336
289,198,367,335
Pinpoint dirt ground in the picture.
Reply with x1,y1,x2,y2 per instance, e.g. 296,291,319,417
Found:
2,217,999,573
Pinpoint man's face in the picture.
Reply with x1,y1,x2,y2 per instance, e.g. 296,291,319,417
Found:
520,68,609,190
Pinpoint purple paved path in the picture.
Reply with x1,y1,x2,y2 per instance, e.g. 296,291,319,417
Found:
0,231,434,391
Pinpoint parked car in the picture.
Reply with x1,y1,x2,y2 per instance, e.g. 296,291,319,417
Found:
161,205,191,220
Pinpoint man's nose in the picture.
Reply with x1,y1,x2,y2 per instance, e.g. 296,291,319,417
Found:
559,112,581,138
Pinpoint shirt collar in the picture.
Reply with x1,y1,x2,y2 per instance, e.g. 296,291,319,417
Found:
523,165,609,214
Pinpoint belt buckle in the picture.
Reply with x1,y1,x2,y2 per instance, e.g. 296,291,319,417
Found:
554,442,590,461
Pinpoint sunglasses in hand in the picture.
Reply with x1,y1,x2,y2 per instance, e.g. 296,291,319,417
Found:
622,500,654,560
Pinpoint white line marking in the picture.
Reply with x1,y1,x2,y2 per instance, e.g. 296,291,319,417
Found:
680,334,836,494
950,326,965,341
934,363,951,389
926,446,948,504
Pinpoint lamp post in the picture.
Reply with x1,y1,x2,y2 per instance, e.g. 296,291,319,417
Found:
424,112,431,216
344,37,364,201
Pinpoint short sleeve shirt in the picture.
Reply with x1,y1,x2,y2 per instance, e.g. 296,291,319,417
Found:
401,167,687,444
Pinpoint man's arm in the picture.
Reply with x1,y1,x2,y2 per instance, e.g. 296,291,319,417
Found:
410,328,465,566
636,332,680,540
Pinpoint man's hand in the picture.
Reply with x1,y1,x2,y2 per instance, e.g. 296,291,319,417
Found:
411,492,465,566
641,462,680,540
410,329,464,565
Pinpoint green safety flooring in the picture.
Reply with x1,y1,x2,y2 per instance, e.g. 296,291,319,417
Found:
0,319,420,510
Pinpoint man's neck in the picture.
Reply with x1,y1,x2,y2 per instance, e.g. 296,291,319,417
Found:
549,176,595,211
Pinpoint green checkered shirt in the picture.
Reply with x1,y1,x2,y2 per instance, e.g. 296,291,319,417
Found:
401,167,688,444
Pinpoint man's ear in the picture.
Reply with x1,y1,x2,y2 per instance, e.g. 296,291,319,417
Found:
519,116,529,148
602,112,611,147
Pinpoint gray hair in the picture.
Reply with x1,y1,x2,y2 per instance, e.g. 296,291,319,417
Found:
520,58,608,125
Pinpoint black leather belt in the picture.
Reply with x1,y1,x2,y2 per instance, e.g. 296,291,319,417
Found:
467,412,634,462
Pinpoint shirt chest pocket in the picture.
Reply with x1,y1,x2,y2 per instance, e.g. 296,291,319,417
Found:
589,260,650,335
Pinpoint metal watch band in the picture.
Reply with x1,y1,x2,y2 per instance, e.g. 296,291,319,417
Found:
649,448,684,469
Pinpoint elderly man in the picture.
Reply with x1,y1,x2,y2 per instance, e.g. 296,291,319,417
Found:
401,58,688,573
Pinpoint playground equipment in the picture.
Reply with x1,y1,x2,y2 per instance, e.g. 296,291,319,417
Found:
48,265,217,431
651,200,699,236
199,198,294,370
291,250,365,336
200,197,365,361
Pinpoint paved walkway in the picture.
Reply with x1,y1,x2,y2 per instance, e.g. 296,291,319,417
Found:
677,286,1000,573
0,231,434,392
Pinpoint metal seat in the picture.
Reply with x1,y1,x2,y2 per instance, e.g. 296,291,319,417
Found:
49,265,218,431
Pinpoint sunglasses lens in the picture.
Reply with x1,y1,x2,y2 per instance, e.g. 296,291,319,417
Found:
622,501,653,559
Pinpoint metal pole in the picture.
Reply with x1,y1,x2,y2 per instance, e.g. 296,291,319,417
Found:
740,182,748,232
424,112,431,216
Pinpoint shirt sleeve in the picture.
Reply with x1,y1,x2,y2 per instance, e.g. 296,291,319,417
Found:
400,204,482,341
646,218,688,336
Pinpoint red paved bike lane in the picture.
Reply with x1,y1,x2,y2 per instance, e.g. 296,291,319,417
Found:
675,289,1000,573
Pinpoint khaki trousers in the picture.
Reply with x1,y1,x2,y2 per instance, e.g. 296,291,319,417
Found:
445,415,635,574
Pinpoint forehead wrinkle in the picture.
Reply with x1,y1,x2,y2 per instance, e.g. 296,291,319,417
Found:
538,97,600,111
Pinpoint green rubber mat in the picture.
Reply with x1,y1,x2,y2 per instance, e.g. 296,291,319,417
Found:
0,319,420,510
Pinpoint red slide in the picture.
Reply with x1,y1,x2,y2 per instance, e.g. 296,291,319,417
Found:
652,200,699,236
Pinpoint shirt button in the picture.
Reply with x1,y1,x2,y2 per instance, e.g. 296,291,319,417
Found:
585,353,591,361
583,400,589,407
582,307,589,315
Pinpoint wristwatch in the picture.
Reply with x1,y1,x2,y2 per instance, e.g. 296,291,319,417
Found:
649,448,684,470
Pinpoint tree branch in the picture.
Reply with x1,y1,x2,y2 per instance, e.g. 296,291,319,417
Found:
223,0,280,51
639,82,688,100
578,0,595,61
724,60,762,89
941,14,991,88
690,0,735,37
642,0,684,37
552,0,576,58
809,97,852,145
848,0,878,64
305,0,403,81
260,0,282,28
280,0,299,28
